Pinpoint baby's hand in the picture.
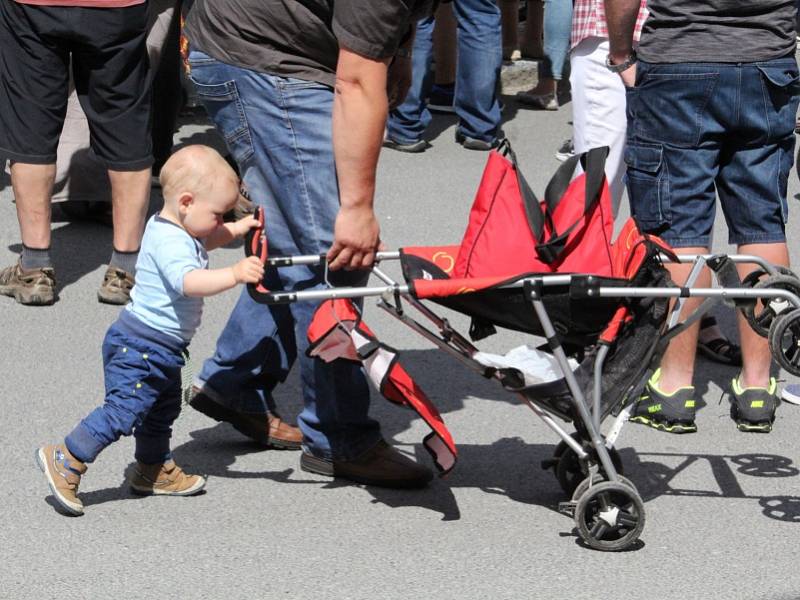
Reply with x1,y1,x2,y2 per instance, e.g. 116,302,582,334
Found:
232,255,264,284
233,214,261,238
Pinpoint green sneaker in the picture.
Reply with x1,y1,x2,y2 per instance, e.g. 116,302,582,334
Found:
629,369,698,433
730,377,779,433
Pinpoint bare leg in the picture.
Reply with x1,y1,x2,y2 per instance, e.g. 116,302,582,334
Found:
736,242,790,388
657,247,710,393
10,162,55,249
108,168,150,252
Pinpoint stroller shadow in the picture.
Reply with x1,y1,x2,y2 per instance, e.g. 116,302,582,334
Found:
173,346,800,532
620,447,800,523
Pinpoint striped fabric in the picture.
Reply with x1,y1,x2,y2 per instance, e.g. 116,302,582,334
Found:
571,0,649,49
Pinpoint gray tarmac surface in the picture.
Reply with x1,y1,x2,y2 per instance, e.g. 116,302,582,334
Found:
2,101,800,600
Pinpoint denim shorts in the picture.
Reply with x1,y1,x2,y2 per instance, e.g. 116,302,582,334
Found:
624,56,800,248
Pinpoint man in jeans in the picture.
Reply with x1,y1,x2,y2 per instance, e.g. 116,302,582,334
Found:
0,0,153,306
606,0,798,433
183,0,435,487
383,0,502,152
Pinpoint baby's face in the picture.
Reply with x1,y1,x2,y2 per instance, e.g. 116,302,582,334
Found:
182,178,239,238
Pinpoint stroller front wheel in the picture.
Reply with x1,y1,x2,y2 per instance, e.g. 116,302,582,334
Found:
574,480,645,552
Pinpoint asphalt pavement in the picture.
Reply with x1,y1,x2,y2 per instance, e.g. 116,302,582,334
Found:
2,99,800,600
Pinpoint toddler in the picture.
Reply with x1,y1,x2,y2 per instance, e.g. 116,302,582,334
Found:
36,145,264,515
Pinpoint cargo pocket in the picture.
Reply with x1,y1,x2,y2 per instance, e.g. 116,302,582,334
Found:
624,142,670,230
187,77,255,164
757,63,800,141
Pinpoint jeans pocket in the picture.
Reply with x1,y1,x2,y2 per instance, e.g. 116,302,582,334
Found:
188,75,255,164
624,141,670,230
635,71,718,147
758,63,800,141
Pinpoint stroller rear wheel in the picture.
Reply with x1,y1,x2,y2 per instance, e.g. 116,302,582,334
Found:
741,272,800,338
574,480,645,551
768,308,800,377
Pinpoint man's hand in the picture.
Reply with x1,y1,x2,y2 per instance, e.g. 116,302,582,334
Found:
327,205,381,271
231,214,261,238
231,255,265,283
619,62,637,88
387,55,412,109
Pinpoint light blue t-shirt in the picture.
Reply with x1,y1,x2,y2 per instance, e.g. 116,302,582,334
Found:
126,215,209,343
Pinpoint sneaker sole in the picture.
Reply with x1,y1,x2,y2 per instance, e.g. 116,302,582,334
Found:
0,286,56,306
300,453,431,489
735,421,773,433
129,477,207,496
428,104,455,114
35,448,84,516
629,415,697,434
97,290,130,305
382,139,429,153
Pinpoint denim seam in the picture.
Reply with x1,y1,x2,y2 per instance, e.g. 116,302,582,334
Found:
277,82,323,254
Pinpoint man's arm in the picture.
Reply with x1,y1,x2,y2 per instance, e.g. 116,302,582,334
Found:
327,47,390,271
604,0,641,86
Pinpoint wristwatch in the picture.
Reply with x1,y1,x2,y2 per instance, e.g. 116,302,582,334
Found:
605,50,637,73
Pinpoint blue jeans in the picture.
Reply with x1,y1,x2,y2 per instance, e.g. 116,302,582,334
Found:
187,50,381,461
539,0,572,81
65,319,184,465
386,0,502,144
625,57,799,247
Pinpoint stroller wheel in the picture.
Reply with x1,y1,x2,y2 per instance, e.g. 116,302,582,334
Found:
741,273,800,338
552,434,624,497
574,480,645,552
768,308,800,377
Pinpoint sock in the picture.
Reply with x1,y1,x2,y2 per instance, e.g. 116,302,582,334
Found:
109,248,139,275
20,244,52,270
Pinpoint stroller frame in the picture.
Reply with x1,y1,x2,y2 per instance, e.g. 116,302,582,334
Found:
259,250,800,551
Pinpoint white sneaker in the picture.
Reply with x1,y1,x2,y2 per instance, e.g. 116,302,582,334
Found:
781,383,800,405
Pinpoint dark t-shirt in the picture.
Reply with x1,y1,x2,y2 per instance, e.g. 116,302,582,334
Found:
638,0,796,63
185,0,432,87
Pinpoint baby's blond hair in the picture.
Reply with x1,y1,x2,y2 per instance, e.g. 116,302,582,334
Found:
160,145,238,206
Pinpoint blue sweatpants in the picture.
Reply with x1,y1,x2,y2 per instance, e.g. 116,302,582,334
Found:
65,318,185,465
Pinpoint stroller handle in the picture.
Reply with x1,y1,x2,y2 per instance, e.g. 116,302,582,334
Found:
264,251,401,268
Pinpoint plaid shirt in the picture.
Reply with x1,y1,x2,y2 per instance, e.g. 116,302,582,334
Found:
571,0,649,49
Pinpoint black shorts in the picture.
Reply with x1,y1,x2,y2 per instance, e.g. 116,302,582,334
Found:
0,1,153,170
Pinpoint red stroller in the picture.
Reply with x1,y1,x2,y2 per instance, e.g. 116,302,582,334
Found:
244,141,800,551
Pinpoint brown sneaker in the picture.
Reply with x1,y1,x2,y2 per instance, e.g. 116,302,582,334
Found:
0,261,56,305
97,266,134,305
35,444,87,516
188,386,302,449
129,460,206,496
300,439,433,489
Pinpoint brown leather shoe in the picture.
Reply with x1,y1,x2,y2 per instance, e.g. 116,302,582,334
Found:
188,386,302,449
301,439,433,489
0,261,56,305
97,266,134,305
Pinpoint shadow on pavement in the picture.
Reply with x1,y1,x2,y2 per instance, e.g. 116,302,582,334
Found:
623,448,800,523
